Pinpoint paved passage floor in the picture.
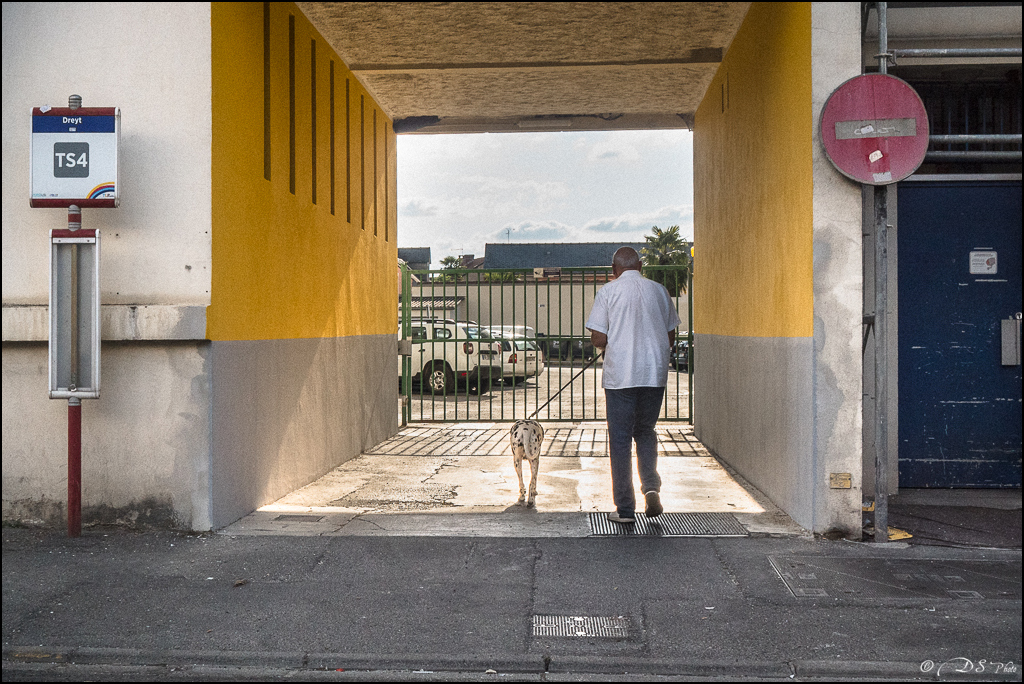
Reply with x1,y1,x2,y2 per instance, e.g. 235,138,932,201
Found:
222,423,806,538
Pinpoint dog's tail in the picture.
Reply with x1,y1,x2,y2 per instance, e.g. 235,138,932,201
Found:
524,424,544,448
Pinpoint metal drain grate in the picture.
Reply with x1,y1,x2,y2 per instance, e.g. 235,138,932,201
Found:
589,511,748,537
273,514,325,523
532,615,630,638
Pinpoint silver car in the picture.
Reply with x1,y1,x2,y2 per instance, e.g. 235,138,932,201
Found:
486,330,544,385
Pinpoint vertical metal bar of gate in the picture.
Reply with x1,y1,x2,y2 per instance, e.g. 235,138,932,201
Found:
545,275,551,418
491,274,499,419
457,275,464,421
688,265,694,424
538,275,544,416
593,268,601,420
591,269,597,421
436,272,443,419
560,272,565,419
571,271,578,421
674,268,680,419
401,264,412,426
512,272,518,418
500,273,506,418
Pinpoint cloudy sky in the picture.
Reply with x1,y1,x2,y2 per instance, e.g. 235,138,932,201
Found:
396,129,694,267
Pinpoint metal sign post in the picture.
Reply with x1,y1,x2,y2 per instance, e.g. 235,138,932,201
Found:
34,95,117,537
819,3,930,542
49,209,101,538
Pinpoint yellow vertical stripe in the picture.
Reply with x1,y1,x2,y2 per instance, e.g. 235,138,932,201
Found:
694,2,814,339
209,2,397,342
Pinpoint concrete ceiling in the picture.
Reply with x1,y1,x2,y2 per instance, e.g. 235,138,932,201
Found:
297,2,751,133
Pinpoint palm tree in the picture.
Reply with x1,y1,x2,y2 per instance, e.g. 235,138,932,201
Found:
640,225,691,296
438,255,462,283
439,255,462,270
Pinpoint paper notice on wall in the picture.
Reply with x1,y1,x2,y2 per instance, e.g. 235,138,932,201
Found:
969,251,997,275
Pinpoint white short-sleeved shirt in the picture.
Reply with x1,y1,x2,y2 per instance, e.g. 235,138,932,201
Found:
585,270,681,389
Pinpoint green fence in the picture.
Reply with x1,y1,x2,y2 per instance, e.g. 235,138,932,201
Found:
399,265,692,424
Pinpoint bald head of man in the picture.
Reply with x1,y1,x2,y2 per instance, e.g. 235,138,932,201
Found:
612,247,642,277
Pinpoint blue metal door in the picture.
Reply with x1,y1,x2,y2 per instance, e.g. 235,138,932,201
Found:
897,180,1022,487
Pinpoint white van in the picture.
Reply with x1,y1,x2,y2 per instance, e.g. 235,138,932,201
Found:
398,318,502,394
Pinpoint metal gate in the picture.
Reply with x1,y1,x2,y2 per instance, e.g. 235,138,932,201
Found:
399,265,692,424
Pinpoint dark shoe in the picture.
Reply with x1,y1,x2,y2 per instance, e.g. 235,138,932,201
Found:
644,491,663,518
608,511,635,524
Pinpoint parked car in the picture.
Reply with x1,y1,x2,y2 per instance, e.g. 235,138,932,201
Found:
536,333,595,362
490,325,536,339
486,330,544,384
399,318,502,394
671,334,693,371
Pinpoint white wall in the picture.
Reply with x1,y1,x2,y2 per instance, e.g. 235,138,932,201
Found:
2,342,213,529
410,280,690,336
2,2,212,307
2,3,215,529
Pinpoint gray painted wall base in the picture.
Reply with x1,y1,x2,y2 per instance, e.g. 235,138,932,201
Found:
694,333,815,531
210,334,398,529
2,341,213,530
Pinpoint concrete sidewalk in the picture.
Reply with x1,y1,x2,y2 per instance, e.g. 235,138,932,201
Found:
3,528,1021,681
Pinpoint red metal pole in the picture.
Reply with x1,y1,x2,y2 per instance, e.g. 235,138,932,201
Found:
68,398,82,537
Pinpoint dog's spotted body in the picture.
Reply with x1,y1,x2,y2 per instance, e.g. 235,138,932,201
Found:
510,420,544,507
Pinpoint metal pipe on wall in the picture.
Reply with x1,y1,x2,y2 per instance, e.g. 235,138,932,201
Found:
925,151,1023,162
892,47,1022,59
873,1,891,544
929,134,1022,145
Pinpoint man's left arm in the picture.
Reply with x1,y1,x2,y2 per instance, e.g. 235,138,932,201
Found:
587,289,610,352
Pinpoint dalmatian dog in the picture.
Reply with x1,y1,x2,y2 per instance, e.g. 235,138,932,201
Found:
510,420,545,507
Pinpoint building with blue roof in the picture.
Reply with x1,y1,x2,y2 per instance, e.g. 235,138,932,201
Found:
484,242,647,269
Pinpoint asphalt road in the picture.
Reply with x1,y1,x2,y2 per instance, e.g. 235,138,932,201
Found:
3,529,1020,682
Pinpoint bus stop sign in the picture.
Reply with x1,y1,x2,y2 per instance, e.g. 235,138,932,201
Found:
31,106,120,207
820,74,929,185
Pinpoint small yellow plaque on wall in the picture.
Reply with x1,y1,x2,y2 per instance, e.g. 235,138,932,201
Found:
830,473,852,489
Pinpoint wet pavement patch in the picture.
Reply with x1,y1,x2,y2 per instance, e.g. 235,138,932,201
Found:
588,512,748,537
769,556,1022,600
329,482,459,510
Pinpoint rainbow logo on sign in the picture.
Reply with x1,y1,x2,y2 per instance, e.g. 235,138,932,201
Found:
88,182,115,199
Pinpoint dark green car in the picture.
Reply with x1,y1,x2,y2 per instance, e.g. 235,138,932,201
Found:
671,335,692,371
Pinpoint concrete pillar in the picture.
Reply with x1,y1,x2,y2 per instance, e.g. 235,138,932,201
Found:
811,2,864,536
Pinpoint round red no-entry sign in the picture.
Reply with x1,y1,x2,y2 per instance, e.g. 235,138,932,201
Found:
820,73,929,185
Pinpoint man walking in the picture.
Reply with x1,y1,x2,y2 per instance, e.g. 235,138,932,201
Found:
586,247,680,523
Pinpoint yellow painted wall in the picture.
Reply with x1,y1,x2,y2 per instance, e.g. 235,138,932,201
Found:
693,2,813,339
208,2,397,342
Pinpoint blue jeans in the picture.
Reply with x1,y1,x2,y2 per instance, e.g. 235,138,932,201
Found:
605,386,664,517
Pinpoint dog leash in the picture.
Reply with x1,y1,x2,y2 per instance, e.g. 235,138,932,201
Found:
527,350,603,420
